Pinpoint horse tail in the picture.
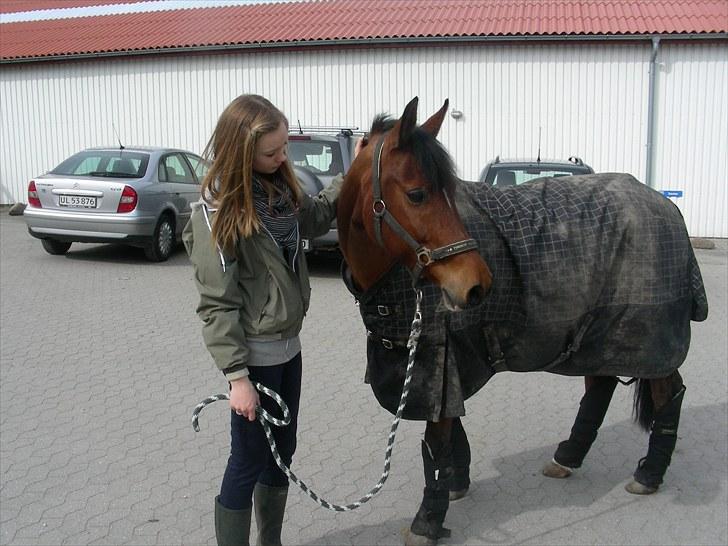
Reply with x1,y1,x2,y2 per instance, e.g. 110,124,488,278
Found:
633,379,654,432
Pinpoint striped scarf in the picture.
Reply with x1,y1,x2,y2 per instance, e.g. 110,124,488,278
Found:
252,176,299,265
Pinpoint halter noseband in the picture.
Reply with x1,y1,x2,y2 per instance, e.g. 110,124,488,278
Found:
370,136,478,283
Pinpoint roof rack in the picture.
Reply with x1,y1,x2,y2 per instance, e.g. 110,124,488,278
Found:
293,123,363,136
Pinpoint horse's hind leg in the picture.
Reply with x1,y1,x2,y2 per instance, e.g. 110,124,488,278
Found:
543,376,618,478
449,417,470,500
405,419,453,546
626,371,686,495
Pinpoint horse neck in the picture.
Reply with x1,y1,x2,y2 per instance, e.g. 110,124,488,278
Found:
456,180,521,299
341,222,397,292
338,172,397,292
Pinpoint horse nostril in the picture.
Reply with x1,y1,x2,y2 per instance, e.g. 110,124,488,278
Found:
466,285,484,307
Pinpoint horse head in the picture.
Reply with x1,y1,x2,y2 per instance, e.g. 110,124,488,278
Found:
338,97,492,310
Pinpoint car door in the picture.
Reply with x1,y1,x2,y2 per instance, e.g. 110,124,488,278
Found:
182,152,207,195
158,153,198,232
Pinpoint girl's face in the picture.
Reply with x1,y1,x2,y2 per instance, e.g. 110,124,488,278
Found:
253,121,288,174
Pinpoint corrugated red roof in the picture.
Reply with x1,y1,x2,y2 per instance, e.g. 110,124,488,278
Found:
1,0,726,61
0,0,146,14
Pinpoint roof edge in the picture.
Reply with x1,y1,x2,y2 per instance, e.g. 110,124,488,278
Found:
2,33,727,65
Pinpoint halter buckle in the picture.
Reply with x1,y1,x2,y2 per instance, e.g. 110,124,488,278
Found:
416,247,433,266
373,200,386,217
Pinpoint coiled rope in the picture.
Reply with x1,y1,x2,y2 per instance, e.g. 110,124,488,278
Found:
192,288,423,512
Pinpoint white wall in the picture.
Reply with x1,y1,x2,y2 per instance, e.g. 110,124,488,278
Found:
1,41,726,237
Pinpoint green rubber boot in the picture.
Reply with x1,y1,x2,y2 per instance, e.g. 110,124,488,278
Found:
215,496,252,546
253,483,288,546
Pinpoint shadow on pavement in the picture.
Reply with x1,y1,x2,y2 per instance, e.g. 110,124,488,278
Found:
299,401,726,545
61,243,190,266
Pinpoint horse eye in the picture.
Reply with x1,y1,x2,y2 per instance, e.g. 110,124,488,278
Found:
406,188,428,205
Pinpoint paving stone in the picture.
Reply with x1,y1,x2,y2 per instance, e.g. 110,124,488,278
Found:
1,216,726,545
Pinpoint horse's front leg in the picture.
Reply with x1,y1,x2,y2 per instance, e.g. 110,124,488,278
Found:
405,419,453,546
449,417,470,500
543,376,618,478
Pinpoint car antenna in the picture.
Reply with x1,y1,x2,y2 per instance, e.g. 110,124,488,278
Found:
537,126,541,163
112,123,125,150
297,119,303,135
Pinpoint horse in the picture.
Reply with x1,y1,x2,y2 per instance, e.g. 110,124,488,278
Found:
336,97,709,545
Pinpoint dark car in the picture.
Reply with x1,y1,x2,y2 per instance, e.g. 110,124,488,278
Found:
478,156,594,187
288,128,358,252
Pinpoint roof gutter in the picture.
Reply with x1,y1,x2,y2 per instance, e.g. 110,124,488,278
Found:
1,32,726,64
645,36,661,188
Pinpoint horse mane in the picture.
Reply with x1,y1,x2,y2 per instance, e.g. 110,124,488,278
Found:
368,114,458,193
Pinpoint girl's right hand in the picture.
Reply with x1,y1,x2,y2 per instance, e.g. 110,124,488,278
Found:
229,376,260,421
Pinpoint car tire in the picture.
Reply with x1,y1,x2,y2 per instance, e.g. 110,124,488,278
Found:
144,214,175,262
41,238,72,255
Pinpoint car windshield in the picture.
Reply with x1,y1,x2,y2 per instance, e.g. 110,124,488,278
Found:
51,151,150,178
288,139,344,176
485,165,588,186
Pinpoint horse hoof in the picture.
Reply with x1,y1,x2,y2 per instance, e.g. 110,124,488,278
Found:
542,459,573,479
625,480,658,495
402,528,437,546
449,487,468,501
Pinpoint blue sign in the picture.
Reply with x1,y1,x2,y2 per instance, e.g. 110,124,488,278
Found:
662,190,684,198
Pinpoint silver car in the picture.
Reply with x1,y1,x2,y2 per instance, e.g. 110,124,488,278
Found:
24,146,207,261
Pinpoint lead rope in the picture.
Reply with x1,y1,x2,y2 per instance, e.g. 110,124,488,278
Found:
192,288,424,512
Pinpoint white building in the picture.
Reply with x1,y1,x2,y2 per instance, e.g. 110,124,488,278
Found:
1,0,726,237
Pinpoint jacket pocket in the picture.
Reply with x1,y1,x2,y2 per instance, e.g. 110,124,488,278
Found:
256,271,303,334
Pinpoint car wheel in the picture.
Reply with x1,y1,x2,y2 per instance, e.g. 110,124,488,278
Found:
41,238,72,255
144,215,175,262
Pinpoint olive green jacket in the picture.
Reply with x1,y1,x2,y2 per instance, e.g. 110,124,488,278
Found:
183,175,343,381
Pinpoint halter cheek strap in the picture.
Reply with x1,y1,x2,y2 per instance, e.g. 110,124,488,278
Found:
370,136,478,283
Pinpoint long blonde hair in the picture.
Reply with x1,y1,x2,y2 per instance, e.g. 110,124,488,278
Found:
201,94,303,255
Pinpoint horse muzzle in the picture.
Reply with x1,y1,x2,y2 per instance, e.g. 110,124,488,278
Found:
432,252,492,311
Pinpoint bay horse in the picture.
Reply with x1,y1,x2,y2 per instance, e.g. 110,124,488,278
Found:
337,97,708,545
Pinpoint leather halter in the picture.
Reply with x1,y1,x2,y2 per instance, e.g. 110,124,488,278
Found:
370,136,478,283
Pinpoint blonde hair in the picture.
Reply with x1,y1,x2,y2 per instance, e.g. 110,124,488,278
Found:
201,94,303,255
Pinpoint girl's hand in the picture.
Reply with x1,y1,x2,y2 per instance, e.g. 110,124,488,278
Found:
229,377,260,421
354,135,368,158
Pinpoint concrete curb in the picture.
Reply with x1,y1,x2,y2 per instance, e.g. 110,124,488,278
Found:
8,203,26,216
690,237,717,250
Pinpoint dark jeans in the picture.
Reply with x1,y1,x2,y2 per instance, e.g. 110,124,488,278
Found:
218,353,302,510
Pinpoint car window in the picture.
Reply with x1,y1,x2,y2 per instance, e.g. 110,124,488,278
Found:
288,140,344,176
485,166,588,186
160,153,195,184
51,151,149,178
184,153,209,182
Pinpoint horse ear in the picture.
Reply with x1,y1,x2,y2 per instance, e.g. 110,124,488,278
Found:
396,97,419,147
420,99,449,137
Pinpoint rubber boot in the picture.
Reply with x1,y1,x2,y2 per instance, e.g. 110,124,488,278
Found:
409,440,453,543
449,418,470,500
553,377,618,468
631,385,686,491
253,483,288,546
215,496,251,546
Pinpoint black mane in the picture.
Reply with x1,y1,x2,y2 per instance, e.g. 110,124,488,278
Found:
368,114,458,193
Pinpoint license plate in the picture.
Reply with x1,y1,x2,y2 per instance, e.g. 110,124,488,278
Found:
301,238,310,251
59,195,97,208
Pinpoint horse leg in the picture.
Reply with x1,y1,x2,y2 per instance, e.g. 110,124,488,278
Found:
626,371,686,494
449,417,471,501
405,419,453,546
543,376,618,478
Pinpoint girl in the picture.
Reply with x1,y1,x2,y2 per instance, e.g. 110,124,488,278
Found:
184,94,347,546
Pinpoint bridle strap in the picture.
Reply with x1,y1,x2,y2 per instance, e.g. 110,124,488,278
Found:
370,136,478,283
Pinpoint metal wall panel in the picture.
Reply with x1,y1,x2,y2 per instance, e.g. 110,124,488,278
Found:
652,42,728,239
1,41,726,236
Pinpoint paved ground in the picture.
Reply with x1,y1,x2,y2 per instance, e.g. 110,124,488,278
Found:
1,213,726,546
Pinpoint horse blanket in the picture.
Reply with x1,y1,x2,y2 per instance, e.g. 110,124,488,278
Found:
343,173,708,421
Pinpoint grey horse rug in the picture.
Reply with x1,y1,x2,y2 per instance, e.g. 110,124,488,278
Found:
343,173,709,421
